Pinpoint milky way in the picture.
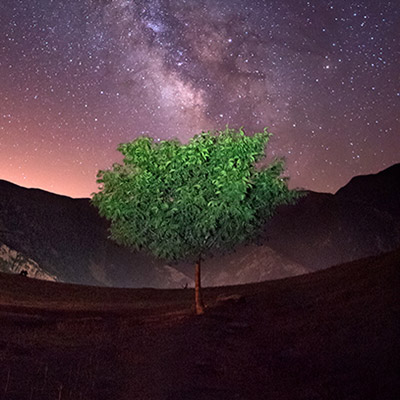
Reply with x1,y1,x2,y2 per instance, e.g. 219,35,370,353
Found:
0,0,399,197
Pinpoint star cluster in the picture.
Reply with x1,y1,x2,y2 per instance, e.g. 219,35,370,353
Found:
0,0,399,197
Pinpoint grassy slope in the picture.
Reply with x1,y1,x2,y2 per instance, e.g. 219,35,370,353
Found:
0,249,399,400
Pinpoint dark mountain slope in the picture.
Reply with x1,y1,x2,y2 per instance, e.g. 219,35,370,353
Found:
263,164,400,270
335,163,400,217
0,163,399,286
0,179,307,287
0,248,398,399
0,179,162,286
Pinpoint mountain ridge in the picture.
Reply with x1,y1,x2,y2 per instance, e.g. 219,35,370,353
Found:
0,163,399,287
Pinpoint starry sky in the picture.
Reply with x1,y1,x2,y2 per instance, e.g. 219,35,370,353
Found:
0,0,399,198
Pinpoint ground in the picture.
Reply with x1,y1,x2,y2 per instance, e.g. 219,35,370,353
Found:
0,250,399,399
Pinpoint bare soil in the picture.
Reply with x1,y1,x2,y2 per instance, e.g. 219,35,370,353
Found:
0,249,399,399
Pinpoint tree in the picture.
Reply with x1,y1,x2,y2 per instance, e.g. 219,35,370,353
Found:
92,127,300,314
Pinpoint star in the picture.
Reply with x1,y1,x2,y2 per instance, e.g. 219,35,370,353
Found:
0,0,398,197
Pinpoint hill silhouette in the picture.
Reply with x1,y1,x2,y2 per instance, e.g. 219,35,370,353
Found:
0,179,162,286
0,248,398,399
263,163,400,270
0,163,399,286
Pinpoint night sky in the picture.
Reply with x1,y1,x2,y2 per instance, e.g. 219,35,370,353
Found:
0,0,399,198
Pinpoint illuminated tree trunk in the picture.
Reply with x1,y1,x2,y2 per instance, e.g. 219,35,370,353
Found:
195,257,205,315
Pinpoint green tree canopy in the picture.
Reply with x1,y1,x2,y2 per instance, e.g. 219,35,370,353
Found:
92,127,300,313
92,127,298,260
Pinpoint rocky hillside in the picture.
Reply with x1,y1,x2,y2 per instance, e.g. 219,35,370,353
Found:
0,180,163,287
263,163,400,270
0,179,306,287
186,243,309,287
0,242,57,281
0,163,399,287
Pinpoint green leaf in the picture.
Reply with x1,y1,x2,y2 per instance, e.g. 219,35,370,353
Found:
91,127,300,263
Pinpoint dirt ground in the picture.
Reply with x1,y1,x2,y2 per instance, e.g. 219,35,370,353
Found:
0,249,399,399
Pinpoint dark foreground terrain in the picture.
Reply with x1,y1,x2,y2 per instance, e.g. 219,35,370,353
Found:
0,249,399,400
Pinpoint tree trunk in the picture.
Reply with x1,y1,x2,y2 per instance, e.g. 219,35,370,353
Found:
195,257,205,315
